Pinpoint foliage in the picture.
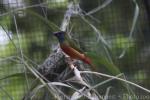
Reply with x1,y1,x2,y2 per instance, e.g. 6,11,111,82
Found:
0,0,150,99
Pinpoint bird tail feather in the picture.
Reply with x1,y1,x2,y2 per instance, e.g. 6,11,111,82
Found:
82,56,97,71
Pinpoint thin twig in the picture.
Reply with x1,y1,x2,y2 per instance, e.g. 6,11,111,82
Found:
86,0,112,15
0,2,48,17
81,71,150,93
0,85,13,100
119,0,139,58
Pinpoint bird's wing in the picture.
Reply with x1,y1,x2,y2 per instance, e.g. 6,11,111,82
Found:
65,35,84,53
60,44,85,60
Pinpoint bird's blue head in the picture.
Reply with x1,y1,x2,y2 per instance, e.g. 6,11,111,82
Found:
53,31,65,43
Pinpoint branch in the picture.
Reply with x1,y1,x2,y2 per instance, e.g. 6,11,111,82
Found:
37,50,68,81
36,50,100,99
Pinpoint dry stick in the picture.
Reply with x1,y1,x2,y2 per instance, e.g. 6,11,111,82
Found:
76,73,123,99
86,0,112,15
18,57,58,99
13,15,23,62
81,71,150,93
0,2,48,17
23,51,68,99
0,56,19,63
67,61,102,99
30,82,71,100
104,86,112,100
67,82,103,100
38,0,48,19
13,13,60,98
88,73,123,91
13,14,30,90
0,86,13,100
119,0,139,58
121,73,137,99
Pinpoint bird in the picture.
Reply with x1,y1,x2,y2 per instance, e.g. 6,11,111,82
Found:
53,31,96,70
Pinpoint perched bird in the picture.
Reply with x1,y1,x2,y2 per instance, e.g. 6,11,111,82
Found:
53,31,96,70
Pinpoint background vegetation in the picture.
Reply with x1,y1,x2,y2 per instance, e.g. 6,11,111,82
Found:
0,0,150,99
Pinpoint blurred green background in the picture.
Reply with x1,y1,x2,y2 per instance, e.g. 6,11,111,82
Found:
0,0,150,99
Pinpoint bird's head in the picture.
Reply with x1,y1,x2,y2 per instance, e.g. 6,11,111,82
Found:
53,31,65,43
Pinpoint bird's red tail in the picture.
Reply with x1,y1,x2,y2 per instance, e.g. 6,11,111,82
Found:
82,56,96,71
